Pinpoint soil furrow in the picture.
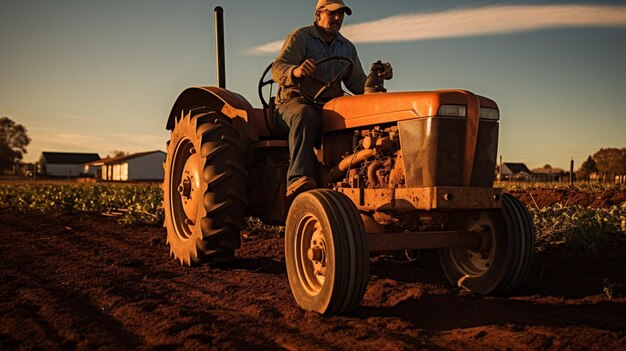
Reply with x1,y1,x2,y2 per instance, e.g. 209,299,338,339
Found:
1,209,625,350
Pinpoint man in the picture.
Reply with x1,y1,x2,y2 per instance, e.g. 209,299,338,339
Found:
272,0,393,197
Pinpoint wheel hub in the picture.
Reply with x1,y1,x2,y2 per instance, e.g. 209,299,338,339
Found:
308,228,327,276
295,215,327,295
178,177,192,198
178,155,201,223
448,215,496,277
467,225,494,262
307,247,323,262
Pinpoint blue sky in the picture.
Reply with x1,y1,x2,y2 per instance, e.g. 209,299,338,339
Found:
1,0,625,170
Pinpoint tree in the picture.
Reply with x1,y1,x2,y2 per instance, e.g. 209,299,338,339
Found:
593,148,626,182
109,150,129,158
578,155,598,181
0,117,31,175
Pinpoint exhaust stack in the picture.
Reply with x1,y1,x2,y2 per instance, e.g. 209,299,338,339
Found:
214,6,226,88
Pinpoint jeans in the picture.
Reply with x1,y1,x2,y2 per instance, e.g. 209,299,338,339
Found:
275,97,321,186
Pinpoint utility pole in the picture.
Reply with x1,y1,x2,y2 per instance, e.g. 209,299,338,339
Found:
569,158,574,185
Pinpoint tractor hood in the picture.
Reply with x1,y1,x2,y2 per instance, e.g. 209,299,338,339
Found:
321,90,498,133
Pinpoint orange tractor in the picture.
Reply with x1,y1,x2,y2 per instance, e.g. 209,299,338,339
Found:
162,7,534,314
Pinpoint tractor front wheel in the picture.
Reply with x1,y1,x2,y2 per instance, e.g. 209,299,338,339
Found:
439,194,535,295
285,189,369,314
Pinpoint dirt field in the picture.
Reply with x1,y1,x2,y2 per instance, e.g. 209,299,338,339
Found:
1,188,625,350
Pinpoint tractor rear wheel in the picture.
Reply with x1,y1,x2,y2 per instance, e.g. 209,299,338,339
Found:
439,194,534,295
163,108,247,265
285,189,369,314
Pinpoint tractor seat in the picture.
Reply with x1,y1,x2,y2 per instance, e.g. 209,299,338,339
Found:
254,61,289,147
252,97,289,147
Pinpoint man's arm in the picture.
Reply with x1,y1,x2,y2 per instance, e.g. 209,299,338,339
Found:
272,29,309,86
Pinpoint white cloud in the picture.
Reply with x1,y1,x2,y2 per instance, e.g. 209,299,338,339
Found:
245,5,626,55
246,40,284,56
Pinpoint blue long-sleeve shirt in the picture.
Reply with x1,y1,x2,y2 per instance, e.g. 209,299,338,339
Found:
272,24,367,106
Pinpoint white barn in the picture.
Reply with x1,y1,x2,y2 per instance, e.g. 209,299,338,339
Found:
102,150,166,181
39,152,101,177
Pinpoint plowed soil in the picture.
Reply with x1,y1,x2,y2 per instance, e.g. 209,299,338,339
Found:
1,188,625,350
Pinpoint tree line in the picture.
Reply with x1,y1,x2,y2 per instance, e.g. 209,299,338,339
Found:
0,116,30,175
578,148,626,182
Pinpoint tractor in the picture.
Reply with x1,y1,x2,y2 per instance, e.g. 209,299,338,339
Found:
162,7,534,315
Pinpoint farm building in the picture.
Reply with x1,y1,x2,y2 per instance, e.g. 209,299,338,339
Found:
83,158,112,179
39,152,101,177
532,166,566,182
500,162,533,181
101,150,166,181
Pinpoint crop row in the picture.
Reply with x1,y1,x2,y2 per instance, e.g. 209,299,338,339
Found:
497,181,624,192
528,204,625,252
1,183,624,251
0,184,164,225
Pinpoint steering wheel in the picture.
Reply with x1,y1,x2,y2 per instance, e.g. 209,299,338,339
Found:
258,61,275,109
299,56,354,105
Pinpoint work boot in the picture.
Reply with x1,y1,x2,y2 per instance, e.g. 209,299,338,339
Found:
286,176,317,197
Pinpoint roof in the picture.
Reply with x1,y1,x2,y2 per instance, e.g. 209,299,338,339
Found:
85,157,113,166
503,162,532,175
532,167,565,174
103,150,166,165
41,152,100,164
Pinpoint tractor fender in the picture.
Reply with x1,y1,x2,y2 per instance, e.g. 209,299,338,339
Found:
167,86,259,141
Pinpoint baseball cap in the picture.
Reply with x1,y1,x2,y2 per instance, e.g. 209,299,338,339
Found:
316,0,352,16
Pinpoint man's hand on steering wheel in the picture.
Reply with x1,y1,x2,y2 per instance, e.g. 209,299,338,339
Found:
297,56,354,105
293,59,317,79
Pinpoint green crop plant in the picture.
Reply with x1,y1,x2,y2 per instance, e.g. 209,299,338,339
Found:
0,183,164,225
1,183,624,249
529,203,626,252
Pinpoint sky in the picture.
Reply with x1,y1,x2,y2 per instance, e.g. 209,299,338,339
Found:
1,0,625,170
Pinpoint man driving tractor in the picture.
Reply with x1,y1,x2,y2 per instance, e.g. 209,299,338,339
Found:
272,0,393,198
162,1,534,315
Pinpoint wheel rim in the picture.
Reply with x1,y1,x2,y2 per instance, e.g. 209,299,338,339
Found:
169,138,201,241
294,213,328,296
448,213,496,277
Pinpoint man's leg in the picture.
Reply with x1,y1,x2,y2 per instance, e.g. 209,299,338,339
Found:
276,97,321,189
